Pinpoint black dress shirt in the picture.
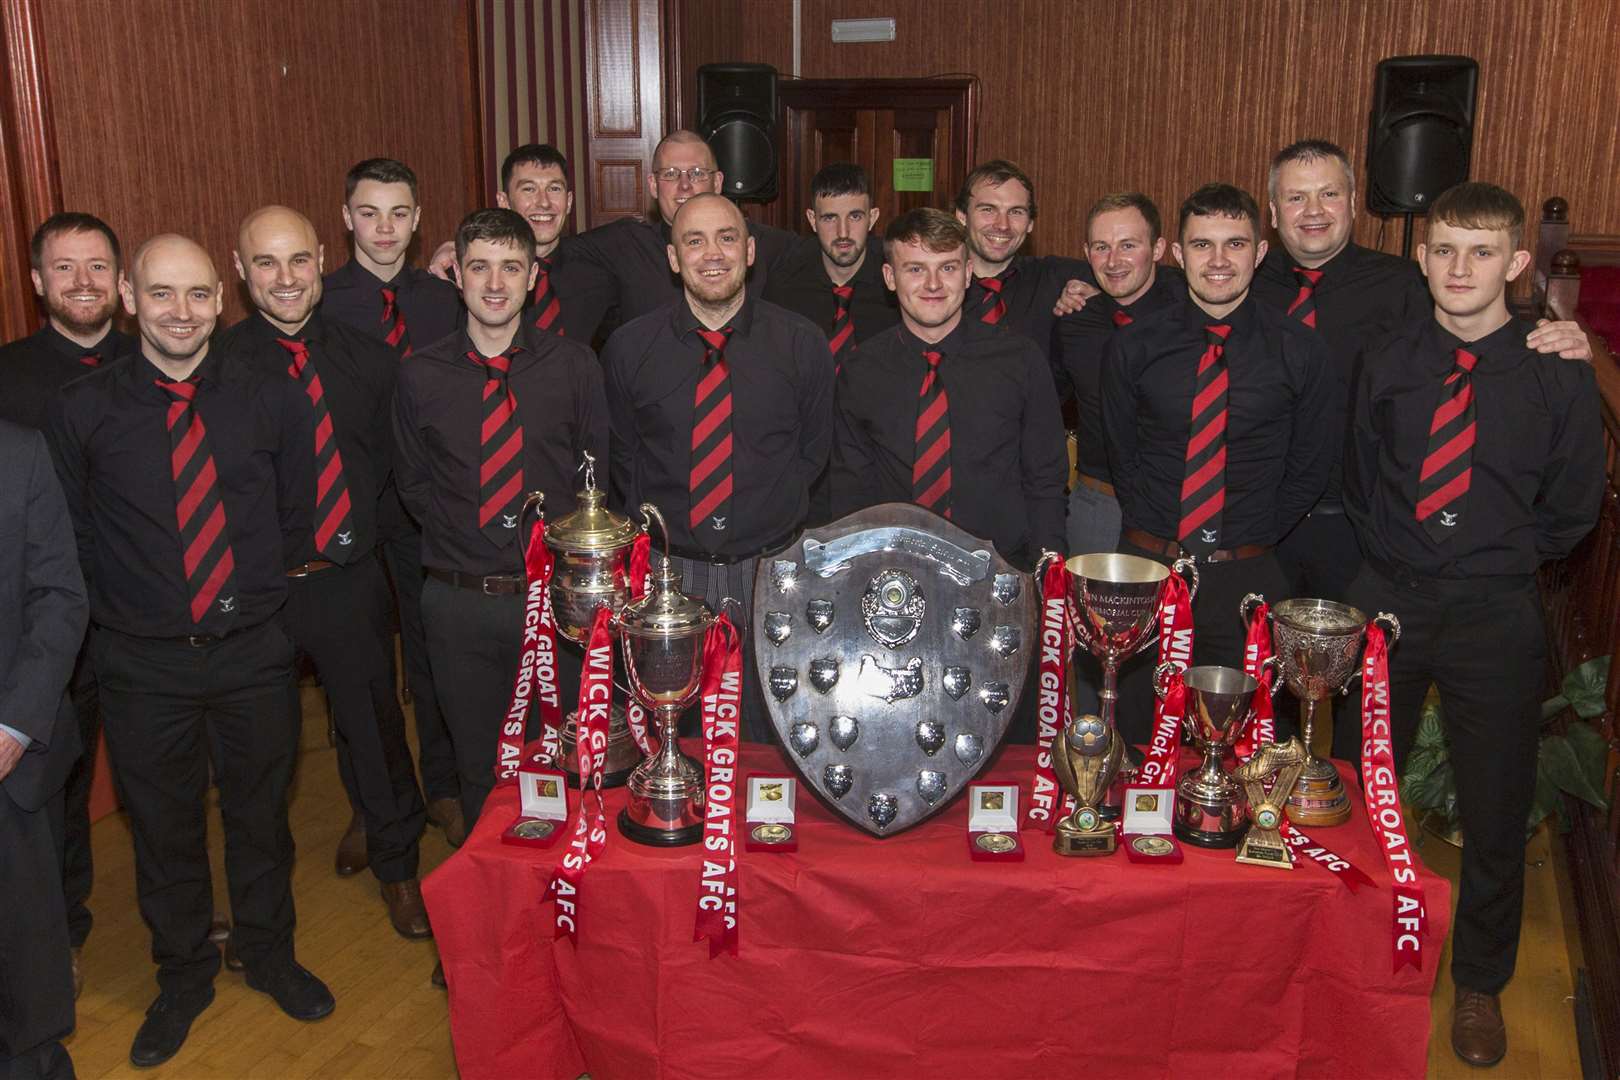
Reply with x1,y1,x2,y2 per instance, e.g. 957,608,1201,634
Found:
566,216,798,336
46,347,312,637
966,254,1096,363
393,320,608,577
830,315,1068,562
1054,267,1186,482
761,235,899,350
321,259,463,357
603,296,833,557
1252,242,1430,504
217,312,397,565
1345,316,1603,579
1102,294,1334,547
528,245,618,342
0,324,134,431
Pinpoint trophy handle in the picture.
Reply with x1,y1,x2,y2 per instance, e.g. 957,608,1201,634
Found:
1260,654,1285,698
1239,591,1267,625
1373,611,1402,645
1171,556,1200,601
639,502,671,564
1152,660,1183,699
1036,549,1066,577
518,491,546,564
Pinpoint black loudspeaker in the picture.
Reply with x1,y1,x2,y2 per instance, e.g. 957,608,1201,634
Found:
697,63,778,201
1366,55,1479,214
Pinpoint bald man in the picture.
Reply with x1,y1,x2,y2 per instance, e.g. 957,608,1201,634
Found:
604,193,833,746
47,234,334,1068
219,207,432,937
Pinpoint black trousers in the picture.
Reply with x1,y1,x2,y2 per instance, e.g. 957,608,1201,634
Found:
1278,507,1364,752
670,555,770,743
92,620,300,994
286,554,425,882
1346,562,1544,995
0,784,75,1080
380,531,459,803
57,646,97,949
1112,543,1292,746
421,577,583,827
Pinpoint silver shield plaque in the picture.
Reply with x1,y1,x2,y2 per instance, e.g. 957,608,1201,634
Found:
754,503,1035,836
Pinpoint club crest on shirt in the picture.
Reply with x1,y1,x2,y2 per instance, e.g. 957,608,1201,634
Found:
337,530,353,546
1201,528,1218,544
502,514,518,529
1440,511,1458,527
712,516,727,531
218,596,236,614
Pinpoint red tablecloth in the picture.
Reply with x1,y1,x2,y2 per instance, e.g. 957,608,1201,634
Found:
424,743,1450,1080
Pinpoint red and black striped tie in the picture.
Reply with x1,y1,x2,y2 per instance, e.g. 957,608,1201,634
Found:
1112,309,1133,329
531,255,563,334
277,338,356,563
689,327,735,534
1415,346,1479,541
913,349,952,518
157,377,238,624
380,286,412,356
79,351,102,368
1287,267,1323,329
976,274,1008,325
474,347,524,545
829,284,855,366
1178,324,1232,555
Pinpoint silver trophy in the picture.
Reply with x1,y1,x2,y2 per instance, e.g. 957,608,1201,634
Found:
614,505,714,846
1241,595,1400,827
1156,663,1277,848
543,453,645,644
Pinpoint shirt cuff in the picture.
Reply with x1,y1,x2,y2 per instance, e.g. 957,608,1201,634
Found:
0,723,32,751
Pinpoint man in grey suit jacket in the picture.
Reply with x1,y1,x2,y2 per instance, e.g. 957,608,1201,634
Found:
0,420,89,1080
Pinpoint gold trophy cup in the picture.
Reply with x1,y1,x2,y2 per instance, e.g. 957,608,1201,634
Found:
1232,737,1309,868
1052,713,1126,856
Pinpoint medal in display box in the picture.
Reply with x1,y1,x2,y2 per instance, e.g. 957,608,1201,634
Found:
1121,786,1183,864
966,784,1024,861
745,774,798,852
502,764,569,848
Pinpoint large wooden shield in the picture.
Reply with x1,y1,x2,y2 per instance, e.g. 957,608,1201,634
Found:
753,503,1036,836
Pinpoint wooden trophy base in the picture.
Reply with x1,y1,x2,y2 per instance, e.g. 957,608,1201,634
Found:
1053,820,1117,857
1286,770,1353,828
1235,829,1294,869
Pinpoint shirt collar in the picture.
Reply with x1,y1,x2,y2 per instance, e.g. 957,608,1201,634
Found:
127,341,225,400
1426,315,1522,366
40,322,117,360
898,314,968,358
247,309,326,347
1184,291,1256,336
673,293,755,341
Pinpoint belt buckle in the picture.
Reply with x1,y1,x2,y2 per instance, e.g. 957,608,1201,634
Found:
482,576,508,596
186,634,211,648
287,564,310,579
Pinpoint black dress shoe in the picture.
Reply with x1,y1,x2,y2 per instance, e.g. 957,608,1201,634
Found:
335,813,368,876
223,938,244,972
130,985,215,1068
246,961,335,1021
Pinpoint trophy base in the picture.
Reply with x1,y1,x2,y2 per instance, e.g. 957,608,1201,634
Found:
1173,819,1250,849
1235,830,1294,869
617,808,703,847
1285,770,1352,828
564,765,635,790
1053,823,1117,857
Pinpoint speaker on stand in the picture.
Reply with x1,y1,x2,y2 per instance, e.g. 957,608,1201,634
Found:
1366,55,1479,258
696,63,779,202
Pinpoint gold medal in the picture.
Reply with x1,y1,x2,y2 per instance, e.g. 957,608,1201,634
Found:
974,831,1018,853
751,823,792,844
1130,834,1174,857
513,818,557,840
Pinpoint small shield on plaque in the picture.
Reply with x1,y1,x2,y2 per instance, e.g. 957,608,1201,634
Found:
806,598,834,634
915,719,945,756
951,607,981,640
987,626,1020,657
809,657,840,694
992,573,1022,605
789,722,820,757
955,733,984,765
769,666,799,701
829,715,860,751
979,682,1010,714
771,560,799,593
861,569,925,649
824,763,853,798
857,655,923,703
868,792,899,829
942,665,971,700
764,612,793,646
917,770,946,805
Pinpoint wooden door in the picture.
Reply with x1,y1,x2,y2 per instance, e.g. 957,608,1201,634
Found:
582,0,665,227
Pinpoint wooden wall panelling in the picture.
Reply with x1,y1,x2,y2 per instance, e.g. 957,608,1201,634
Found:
582,0,665,226
37,0,481,326
0,0,61,341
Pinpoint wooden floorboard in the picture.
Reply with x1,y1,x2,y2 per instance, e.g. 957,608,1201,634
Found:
64,686,1583,1078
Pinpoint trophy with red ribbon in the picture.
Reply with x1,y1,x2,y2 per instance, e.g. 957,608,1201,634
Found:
543,452,649,643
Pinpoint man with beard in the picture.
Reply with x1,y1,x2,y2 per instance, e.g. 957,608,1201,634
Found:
48,236,331,1068
220,206,431,942
1103,184,1332,668
0,213,132,999
322,158,466,862
603,193,833,741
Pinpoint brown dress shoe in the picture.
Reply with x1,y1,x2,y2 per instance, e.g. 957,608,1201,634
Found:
335,812,368,876
426,797,467,848
70,946,84,999
1452,988,1507,1067
380,877,433,939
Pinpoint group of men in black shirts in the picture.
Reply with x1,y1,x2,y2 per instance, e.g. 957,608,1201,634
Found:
0,125,1602,1075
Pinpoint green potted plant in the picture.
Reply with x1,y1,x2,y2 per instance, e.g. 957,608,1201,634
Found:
1401,656,1613,845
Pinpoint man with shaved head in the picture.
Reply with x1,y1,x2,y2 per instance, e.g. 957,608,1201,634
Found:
220,207,431,940
603,193,833,741
47,234,333,1068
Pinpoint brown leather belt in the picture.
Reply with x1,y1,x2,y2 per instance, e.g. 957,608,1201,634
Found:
425,566,525,596
1121,528,1271,565
285,559,337,578
1076,474,1116,498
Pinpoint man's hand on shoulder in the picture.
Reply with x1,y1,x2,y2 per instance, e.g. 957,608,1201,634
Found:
0,729,23,782
1528,319,1593,362
1052,279,1100,316
428,240,458,283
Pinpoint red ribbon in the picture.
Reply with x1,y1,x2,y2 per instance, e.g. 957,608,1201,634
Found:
1137,572,1192,789
499,518,564,783
1026,560,1071,832
627,533,651,601
548,605,614,942
1236,601,1275,759
695,614,743,956
1359,625,1427,972
1279,822,1376,889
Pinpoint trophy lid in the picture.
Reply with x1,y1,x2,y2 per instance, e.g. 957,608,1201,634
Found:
616,556,714,639
543,454,641,555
